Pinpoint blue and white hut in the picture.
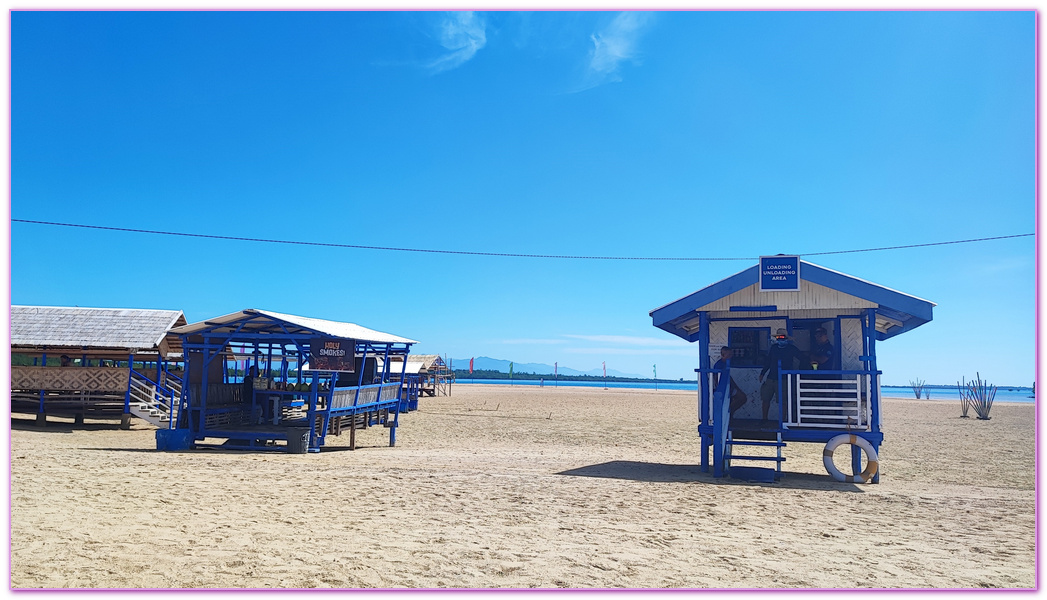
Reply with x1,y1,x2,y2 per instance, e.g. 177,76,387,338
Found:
163,309,417,453
649,257,935,483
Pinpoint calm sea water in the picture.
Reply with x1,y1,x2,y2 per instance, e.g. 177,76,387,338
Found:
453,379,1036,403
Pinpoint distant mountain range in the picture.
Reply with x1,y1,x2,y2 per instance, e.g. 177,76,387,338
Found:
449,356,644,379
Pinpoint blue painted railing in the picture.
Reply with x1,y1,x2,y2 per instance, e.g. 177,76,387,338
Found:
330,383,401,414
710,363,732,478
128,368,180,428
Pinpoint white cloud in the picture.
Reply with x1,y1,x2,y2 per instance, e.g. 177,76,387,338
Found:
563,346,698,357
563,334,690,347
579,12,654,90
974,255,1033,275
428,12,487,74
499,338,568,345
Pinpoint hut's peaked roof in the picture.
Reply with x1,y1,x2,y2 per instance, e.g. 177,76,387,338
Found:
650,260,935,342
11,305,187,351
377,354,445,374
171,309,417,345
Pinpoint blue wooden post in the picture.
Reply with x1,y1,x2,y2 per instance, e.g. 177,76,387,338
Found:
698,312,711,424
124,353,134,411
306,372,319,450
266,345,273,380
121,353,134,429
200,342,215,437
353,343,368,407
776,359,783,428
697,312,711,472
37,352,46,422
391,345,409,447
867,308,880,483
381,346,391,384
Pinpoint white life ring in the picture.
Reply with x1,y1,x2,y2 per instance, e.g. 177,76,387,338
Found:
823,434,879,483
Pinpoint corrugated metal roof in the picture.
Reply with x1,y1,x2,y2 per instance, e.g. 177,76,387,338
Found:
171,309,418,345
11,305,187,351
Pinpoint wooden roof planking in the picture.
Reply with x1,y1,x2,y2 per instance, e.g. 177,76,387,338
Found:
11,305,187,356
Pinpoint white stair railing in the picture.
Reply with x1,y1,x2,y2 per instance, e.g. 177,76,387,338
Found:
128,370,176,428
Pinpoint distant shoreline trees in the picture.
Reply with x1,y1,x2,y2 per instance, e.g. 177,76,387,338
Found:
452,369,685,384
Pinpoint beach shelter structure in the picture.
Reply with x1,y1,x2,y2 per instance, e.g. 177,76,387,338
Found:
650,257,935,483
376,354,453,410
10,305,187,428
164,309,417,453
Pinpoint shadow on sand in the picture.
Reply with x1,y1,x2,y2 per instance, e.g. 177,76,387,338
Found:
556,460,864,492
75,441,378,455
11,415,132,433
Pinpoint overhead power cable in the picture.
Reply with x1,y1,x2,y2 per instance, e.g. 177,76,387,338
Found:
11,219,1034,261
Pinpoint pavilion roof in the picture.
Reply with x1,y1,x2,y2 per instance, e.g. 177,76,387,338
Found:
10,305,186,353
171,309,417,345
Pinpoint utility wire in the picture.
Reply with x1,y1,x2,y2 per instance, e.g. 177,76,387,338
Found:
11,218,1034,261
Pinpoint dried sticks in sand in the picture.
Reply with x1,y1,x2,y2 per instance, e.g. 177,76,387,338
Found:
958,373,996,420
910,378,926,399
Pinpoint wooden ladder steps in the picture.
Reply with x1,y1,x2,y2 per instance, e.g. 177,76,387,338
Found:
724,454,786,462
728,440,786,447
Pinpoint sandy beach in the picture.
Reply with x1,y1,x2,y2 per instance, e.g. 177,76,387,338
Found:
9,384,1036,589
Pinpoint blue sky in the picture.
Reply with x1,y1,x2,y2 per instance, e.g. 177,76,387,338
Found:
9,10,1035,385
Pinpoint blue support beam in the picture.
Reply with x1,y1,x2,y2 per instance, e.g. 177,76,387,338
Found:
697,311,711,473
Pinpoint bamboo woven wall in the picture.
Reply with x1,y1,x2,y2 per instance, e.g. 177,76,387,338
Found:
11,366,130,392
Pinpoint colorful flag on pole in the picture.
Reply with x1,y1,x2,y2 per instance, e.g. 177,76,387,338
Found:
554,362,557,376
603,361,606,378
469,357,474,374
653,365,657,379
509,362,514,378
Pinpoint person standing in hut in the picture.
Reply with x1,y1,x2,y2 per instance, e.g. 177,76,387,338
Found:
812,327,835,370
759,329,801,422
713,346,748,418
243,365,261,422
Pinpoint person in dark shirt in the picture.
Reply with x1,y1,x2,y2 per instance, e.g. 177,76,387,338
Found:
812,327,835,370
713,346,748,418
243,365,259,418
759,328,801,421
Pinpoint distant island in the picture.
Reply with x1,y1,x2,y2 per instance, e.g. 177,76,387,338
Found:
451,370,1032,391
453,369,688,384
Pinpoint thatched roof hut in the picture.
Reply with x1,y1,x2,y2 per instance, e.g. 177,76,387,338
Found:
11,305,189,427
11,305,187,358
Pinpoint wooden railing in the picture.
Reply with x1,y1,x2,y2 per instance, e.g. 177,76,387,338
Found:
782,370,877,430
330,383,401,412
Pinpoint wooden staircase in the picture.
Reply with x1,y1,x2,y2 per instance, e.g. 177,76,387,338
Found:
725,430,786,482
127,370,180,428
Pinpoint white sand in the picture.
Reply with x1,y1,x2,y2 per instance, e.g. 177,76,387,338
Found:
10,384,1035,589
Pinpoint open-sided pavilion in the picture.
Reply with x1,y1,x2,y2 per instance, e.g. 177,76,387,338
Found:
165,309,417,453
